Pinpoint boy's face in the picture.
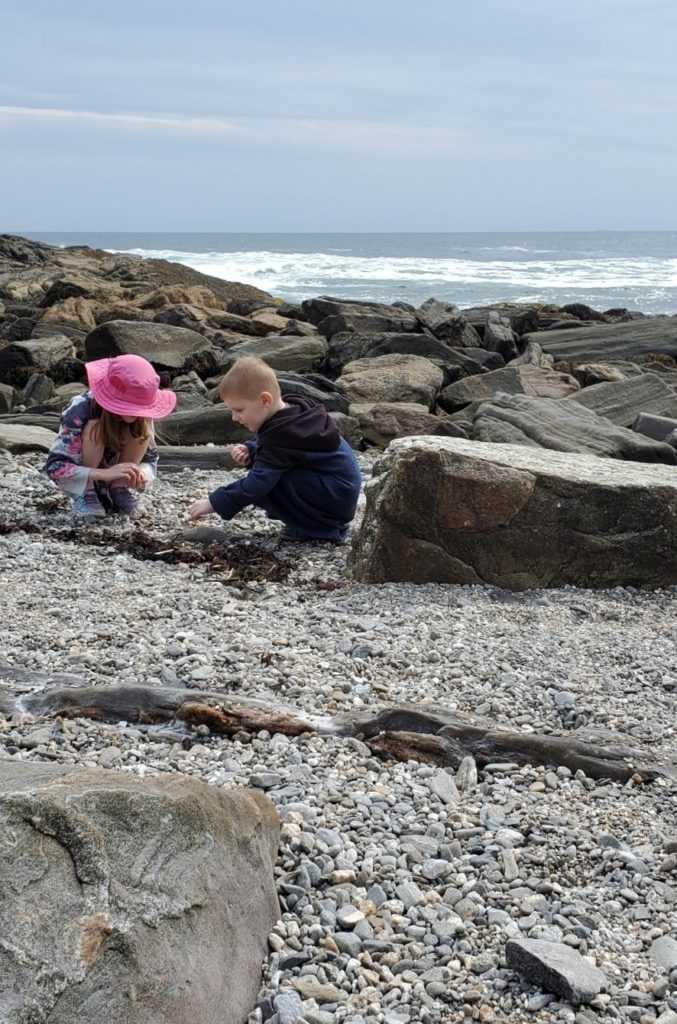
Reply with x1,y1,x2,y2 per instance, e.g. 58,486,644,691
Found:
224,390,274,432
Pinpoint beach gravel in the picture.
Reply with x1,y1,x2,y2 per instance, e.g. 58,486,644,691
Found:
0,449,676,1024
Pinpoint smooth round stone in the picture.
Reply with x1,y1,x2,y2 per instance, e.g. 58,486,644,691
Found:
336,905,365,929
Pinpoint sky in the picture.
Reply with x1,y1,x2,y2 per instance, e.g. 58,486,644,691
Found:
1,0,676,232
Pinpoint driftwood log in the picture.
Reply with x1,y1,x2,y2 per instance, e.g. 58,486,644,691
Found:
0,684,672,784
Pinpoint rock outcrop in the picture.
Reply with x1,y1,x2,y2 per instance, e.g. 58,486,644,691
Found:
0,760,279,1024
349,437,677,589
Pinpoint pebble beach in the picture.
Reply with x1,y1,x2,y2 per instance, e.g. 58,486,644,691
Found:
1,450,676,1024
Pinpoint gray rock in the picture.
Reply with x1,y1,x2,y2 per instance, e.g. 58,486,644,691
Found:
301,296,418,339
529,317,677,362
0,382,17,412
396,881,425,909
471,393,677,463
506,937,607,1004
85,319,211,370
650,936,677,971
215,334,328,375
339,354,444,408
273,989,306,1024
349,436,677,589
0,335,75,382
568,374,677,427
0,760,279,1024
428,769,459,804
438,364,579,414
0,423,56,453
161,405,251,446
334,930,363,956
416,298,482,347
420,858,451,880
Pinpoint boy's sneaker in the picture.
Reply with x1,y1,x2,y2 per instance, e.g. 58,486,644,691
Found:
109,485,140,517
72,489,106,518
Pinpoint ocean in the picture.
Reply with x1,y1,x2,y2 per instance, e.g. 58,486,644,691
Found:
24,231,677,316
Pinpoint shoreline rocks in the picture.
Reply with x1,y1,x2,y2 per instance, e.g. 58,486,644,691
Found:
349,436,677,589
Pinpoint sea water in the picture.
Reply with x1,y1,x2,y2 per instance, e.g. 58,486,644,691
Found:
25,231,677,315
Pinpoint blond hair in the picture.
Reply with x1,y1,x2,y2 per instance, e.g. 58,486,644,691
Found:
219,356,281,402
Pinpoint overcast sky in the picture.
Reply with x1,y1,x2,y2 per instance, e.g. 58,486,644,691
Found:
2,0,676,232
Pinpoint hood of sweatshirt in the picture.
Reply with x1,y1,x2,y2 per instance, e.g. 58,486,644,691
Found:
255,393,340,469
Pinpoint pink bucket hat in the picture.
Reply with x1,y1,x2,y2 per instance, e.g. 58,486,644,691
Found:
86,354,177,419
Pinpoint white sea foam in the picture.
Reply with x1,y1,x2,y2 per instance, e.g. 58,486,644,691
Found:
113,247,677,312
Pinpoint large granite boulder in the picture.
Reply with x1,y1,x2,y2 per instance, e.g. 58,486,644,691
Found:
415,298,483,347
359,333,498,384
472,393,677,464
532,317,677,362
301,296,419,338
0,422,56,452
0,335,76,383
40,273,125,307
437,364,579,413
84,320,212,370
0,760,279,1024
482,313,518,360
337,354,444,408
160,404,251,445
216,334,328,374
567,373,677,426
276,371,350,414
349,436,677,589
352,401,467,448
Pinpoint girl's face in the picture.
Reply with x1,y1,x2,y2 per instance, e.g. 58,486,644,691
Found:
120,415,138,424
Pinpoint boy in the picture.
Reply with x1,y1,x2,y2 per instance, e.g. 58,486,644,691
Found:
188,356,361,542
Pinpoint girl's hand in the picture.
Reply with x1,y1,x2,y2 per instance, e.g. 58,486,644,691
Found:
188,498,214,521
231,444,251,467
92,463,145,487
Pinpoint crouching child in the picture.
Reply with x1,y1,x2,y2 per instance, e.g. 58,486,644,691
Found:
188,356,361,541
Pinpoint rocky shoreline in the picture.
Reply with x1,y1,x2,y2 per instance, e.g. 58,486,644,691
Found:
1,235,676,1024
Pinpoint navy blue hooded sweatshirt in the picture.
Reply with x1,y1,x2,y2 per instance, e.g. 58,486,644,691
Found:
209,394,361,539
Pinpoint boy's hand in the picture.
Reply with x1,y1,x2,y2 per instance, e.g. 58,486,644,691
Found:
231,444,251,467
188,498,215,521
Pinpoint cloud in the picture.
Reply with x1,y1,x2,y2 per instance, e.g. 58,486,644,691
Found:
0,104,247,135
0,104,463,153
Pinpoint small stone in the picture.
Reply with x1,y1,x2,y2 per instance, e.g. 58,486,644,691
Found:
334,930,362,956
291,976,344,1003
554,691,576,709
250,772,282,790
655,1012,677,1024
274,989,305,1024
420,858,451,881
456,756,478,791
336,905,365,929
650,936,677,971
506,938,607,1004
428,770,459,804
97,746,122,769
501,848,519,882
396,881,425,909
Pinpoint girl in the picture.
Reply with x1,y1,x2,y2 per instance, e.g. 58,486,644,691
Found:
44,353,176,518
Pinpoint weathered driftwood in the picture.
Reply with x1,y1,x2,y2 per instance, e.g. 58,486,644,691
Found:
1,685,671,783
